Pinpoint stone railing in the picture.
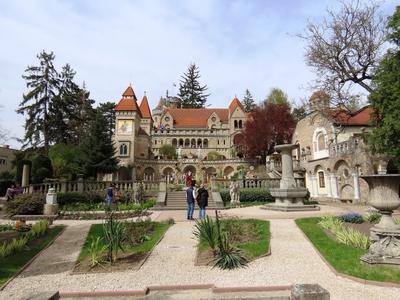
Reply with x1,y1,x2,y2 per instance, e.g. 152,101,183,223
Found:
23,180,163,195
211,177,305,191
329,137,363,157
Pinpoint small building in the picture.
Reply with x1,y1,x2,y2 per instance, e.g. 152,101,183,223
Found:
0,145,17,174
292,92,397,203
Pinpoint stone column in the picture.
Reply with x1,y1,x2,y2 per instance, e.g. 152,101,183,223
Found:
326,173,333,197
353,172,360,201
330,175,339,199
21,163,30,187
308,175,316,197
275,144,297,189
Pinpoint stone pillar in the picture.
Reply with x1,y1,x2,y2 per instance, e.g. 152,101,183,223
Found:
275,144,297,189
326,173,333,197
211,175,218,192
21,163,30,187
312,176,319,197
159,180,167,192
44,188,59,215
308,175,316,197
330,175,339,199
353,172,360,201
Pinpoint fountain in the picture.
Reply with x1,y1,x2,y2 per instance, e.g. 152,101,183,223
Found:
360,174,400,265
264,144,319,211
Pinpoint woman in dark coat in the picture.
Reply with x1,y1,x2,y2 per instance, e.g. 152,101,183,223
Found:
197,184,209,219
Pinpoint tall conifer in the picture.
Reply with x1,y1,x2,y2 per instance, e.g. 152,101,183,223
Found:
178,63,209,108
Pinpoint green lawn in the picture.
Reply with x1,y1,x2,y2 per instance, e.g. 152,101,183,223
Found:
198,219,270,260
78,222,169,262
296,217,400,283
0,226,64,288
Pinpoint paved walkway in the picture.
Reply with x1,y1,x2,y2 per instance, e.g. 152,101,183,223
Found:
1,206,400,300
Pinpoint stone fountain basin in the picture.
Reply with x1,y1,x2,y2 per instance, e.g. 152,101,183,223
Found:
270,188,308,198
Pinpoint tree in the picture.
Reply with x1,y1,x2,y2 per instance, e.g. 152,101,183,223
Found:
97,102,116,141
48,143,84,179
264,88,290,107
242,89,255,112
31,154,53,184
300,1,386,108
159,144,177,159
241,103,296,162
368,6,400,165
81,109,118,178
18,50,60,154
178,63,209,108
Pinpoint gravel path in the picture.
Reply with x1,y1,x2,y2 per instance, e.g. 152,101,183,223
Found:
1,208,400,299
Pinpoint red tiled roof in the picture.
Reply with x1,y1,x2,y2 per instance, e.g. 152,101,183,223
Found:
115,85,141,114
334,106,373,126
165,108,229,128
139,95,152,118
229,97,244,114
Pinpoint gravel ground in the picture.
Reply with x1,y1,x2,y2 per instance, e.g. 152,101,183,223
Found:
1,206,400,300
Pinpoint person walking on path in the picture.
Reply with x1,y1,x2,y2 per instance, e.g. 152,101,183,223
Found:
197,184,209,219
186,183,195,220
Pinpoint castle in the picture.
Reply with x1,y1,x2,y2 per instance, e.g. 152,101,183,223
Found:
113,85,250,182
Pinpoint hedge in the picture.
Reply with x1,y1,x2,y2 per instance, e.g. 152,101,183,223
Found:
5,193,45,215
220,189,274,204
57,192,105,206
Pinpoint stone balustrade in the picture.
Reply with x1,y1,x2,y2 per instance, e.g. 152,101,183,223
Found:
210,177,305,191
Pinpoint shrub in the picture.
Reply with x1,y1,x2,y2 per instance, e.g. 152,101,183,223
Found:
363,211,381,224
28,220,49,239
125,218,155,245
57,192,91,206
339,213,364,224
220,189,274,204
0,224,15,232
88,237,107,267
193,216,218,254
5,193,44,215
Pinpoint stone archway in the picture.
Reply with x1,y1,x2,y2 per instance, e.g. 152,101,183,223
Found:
205,167,217,182
144,167,155,181
117,166,131,181
162,167,174,183
340,184,354,200
223,166,234,178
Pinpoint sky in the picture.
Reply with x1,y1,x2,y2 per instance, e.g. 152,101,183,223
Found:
0,0,397,148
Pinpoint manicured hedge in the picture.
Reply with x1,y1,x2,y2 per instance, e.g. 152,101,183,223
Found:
57,192,104,206
220,189,274,204
5,193,45,215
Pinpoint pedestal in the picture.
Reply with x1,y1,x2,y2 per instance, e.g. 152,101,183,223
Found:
44,203,59,215
264,188,320,212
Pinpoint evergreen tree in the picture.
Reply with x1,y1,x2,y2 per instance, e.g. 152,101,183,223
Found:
242,89,255,112
97,102,116,141
81,109,118,178
368,7,400,165
178,63,209,108
18,50,60,154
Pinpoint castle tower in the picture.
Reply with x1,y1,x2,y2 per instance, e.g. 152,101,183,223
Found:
114,85,142,167
139,94,153,135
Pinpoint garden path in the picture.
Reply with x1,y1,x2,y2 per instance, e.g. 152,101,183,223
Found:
1,209,400,300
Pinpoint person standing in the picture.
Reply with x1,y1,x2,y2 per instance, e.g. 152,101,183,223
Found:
106,184,114,207
186,183,195,220
197,184,209,219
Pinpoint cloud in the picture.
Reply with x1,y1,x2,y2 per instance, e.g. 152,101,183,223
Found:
0,0,397,148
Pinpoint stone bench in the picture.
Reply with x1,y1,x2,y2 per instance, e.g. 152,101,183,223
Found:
10,214,58,225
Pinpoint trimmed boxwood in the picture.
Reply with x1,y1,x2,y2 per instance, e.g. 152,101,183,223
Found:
220,189,274,204
57,192,104,206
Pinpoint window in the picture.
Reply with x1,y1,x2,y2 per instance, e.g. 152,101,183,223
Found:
239,120,243,128
0,158,6,165
211,116,216,122
119,144,128,156
234,120,238,128
318,171,325,188
317,133,326,150
164,116,170,122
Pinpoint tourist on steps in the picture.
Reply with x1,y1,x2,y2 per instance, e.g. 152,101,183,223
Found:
186,183,195,220
197,184,209,219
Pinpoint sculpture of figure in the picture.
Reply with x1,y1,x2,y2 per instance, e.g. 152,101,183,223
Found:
134,182,144,204
229,182,240,204
197,148,202,159
177,146,182,159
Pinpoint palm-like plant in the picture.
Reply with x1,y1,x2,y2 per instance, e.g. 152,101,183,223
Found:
193,216,217,255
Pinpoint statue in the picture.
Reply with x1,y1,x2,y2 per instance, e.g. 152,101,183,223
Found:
177,146,182,159
229,182,240,205
197,148,202,159
134,182,144,204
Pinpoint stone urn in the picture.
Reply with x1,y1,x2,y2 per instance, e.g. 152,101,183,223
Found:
360,174,400,265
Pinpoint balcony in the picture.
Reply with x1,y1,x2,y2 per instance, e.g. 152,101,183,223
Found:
329,137,362,157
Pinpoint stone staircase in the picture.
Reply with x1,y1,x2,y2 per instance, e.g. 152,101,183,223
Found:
155,191,224,210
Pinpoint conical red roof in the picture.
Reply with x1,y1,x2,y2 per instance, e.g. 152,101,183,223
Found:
115,85,141,113
139,95,152,118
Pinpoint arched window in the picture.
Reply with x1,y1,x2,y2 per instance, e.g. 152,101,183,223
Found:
239,120,243,128
312,127,329,159
317,133,326,150
234,120,238,128
119,144,128,156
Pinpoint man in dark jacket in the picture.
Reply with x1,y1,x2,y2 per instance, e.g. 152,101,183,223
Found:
197,184,209,219
186,183,195,220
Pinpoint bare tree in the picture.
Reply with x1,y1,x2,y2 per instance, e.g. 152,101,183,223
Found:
300,0,386,109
